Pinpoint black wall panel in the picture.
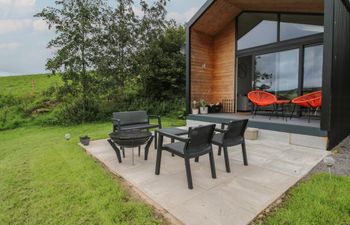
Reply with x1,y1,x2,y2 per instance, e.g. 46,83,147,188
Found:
325,0,350,149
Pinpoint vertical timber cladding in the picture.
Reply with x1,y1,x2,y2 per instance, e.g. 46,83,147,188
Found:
212,21,236,106
190,30,215,104
326,0,350,149
190,21,236,109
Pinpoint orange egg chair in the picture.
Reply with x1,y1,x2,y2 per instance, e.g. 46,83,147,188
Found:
290,90,322,122
248,90,276,118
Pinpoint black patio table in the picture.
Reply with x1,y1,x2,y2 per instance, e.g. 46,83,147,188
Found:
108,130,153,165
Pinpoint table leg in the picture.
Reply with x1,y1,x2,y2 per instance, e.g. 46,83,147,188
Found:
107,139,122,163
171,138,175,157
132,147,135,165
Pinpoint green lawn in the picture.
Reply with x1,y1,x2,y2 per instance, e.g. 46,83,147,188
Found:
260,174,350,225
0,118,185,225
0,74,61,97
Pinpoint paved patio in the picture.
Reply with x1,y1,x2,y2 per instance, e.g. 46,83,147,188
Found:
81,131,328,225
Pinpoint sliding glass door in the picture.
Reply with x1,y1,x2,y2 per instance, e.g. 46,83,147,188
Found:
236,12,324,116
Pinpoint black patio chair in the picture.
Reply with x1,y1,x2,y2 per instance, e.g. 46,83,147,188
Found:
212,119,249,173
155,124,216,189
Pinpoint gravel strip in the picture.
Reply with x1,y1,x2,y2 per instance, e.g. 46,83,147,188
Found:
310,135,350,176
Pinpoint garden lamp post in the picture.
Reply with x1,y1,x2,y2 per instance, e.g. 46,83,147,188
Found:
323,156,335,177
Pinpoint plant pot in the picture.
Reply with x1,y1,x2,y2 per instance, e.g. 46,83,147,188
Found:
80,137,90,146
192,108,199,115
200,107,208,114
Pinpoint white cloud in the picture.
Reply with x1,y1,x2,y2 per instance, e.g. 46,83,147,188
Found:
167,7,197,24
13,0,36,8
0,0,36,17
0,19,32,34
33,19,48,32
0,0,35,8
0,42,20,49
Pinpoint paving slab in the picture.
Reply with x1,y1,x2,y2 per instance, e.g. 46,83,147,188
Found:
81,133,328,225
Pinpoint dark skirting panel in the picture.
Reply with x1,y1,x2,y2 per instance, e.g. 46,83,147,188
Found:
322,0,350,149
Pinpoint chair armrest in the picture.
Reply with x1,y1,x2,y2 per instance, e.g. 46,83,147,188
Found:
148,115,162,128
111,118,121,124
215,128,226,133
158,131,190,143
111,118,121,132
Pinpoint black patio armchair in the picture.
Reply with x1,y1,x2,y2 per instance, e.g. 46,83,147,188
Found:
155,124,217,189
212,119,249,173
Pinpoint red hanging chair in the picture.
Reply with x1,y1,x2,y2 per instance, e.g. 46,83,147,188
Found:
290,90,322,122
248,90,277,118
248,90,277,107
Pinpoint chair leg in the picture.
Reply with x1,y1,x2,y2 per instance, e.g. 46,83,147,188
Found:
269,104,275,120
195,157,199,162
144,136,154,160
184,158,193,189
138,146,141,157
308,107,311,123
155,135,163,175
154,131,158,150
218,146,222,156
242,141,248,166
107,139,122,163
223,146,231,173
121,147,125,158
252,105,258,118
290,104,296,120
209,151,216,179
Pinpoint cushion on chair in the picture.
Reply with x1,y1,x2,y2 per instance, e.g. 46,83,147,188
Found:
163,142,186,155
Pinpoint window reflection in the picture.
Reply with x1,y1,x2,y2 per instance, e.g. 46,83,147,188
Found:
280,14,324,41
238,13,278,50
303,45,323,94
255,49,299,99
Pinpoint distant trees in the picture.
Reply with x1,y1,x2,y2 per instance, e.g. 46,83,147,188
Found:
36,0,185,123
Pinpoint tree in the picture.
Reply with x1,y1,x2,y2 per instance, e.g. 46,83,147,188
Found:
36,0,107,122
138,24,186,100
96,0,138,99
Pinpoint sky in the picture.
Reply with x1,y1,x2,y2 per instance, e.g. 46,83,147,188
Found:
0,0,206,77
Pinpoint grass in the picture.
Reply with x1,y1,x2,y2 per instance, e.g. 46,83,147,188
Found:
0,74,61,97
259,174,350,225
0,118,185,225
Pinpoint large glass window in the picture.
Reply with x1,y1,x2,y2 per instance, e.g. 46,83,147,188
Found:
237,13,324,50
237,13,278,50
303,45,323,93
255,49,299,99
280,14,324,41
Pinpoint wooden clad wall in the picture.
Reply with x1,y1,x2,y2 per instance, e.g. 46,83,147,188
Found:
190,21,236,110
190,30,214,103
212,21,235,104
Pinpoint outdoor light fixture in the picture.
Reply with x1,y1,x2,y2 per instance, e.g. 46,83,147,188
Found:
201,64,207,70
323,156,335,177
64,133,71,141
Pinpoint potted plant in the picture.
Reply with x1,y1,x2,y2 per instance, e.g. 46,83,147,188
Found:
192,100,199,115
199,99,208,114
80,135,90,146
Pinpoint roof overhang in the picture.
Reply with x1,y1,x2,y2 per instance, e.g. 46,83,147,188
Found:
187,0,324,36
